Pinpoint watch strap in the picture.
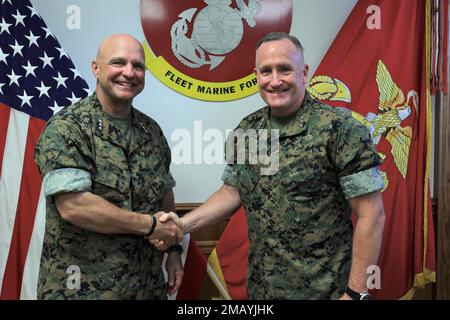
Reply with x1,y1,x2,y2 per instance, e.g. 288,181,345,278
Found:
345,287,371,300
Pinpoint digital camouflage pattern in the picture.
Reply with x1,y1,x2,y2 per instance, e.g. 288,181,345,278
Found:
34,93,171,299
222,93,383,299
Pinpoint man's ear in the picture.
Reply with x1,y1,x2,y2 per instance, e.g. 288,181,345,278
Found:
91,59,99,78
302,64,309,83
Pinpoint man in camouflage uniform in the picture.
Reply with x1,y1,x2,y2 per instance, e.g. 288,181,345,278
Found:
34,34,183,299
157,32,385,299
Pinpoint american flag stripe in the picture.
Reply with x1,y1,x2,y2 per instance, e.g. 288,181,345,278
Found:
19,188,45,300
0,113,45,299
0,0,89,299
0,107,30,295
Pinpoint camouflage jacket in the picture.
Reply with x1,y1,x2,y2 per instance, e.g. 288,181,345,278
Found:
34,93,171,299
222,93,384,299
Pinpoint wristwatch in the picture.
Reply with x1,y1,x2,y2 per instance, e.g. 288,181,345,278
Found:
345,287,371,300
166,244,183,254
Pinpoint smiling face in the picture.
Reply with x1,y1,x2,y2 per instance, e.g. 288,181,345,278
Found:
255,38,309,117
92,34,145,115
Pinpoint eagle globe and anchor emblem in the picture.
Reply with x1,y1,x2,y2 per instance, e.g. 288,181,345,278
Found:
171,0,261,70
140,0,293,101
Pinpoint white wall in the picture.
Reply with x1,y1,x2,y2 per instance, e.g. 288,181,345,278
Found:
31,0,358,202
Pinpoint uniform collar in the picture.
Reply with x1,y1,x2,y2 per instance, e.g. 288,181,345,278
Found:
90,92,152,153
129,108,154,155
268,92,314,138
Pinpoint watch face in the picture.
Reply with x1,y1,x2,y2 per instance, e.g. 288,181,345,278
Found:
360,293,371,300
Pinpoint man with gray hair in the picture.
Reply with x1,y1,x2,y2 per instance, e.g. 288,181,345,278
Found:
155,32,385,300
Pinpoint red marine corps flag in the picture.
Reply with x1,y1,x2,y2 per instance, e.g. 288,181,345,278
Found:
307,0,436,299
207,206,249,300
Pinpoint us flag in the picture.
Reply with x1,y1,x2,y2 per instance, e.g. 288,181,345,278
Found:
0,0,89,299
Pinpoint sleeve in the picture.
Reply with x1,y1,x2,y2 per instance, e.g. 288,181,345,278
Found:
221,119,261,191
34,119,94,197
151,120,175,192
156,122,172,174
43,168,92,197
330,114,384,199
221,164,241,188
164,172,176,192
222,125,244,189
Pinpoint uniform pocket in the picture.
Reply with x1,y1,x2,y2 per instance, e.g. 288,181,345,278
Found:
92,159,130,205
280,162,328,205
132,144,168,213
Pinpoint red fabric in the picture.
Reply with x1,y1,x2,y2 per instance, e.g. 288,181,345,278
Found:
431,0,437,95
176,237,207,299
216,207,249,300
0,104,10,176
312,0,435,299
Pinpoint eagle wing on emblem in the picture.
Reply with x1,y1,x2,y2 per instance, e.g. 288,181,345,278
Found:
385,125,412,178
375,60,412,178
376,60,405,112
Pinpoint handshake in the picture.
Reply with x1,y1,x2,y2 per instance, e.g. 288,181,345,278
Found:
145,211,184,251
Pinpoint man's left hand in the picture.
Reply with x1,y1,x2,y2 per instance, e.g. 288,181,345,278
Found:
166,251,184,295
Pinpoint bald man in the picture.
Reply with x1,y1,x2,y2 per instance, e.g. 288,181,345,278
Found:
34,34,183,299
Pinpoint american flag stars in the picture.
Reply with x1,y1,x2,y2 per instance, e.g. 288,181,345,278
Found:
0,1,89,120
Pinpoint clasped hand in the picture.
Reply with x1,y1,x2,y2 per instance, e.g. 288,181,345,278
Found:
146,211,184,249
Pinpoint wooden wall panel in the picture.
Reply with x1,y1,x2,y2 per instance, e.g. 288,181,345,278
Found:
437,88,450,299
436,5,450,297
